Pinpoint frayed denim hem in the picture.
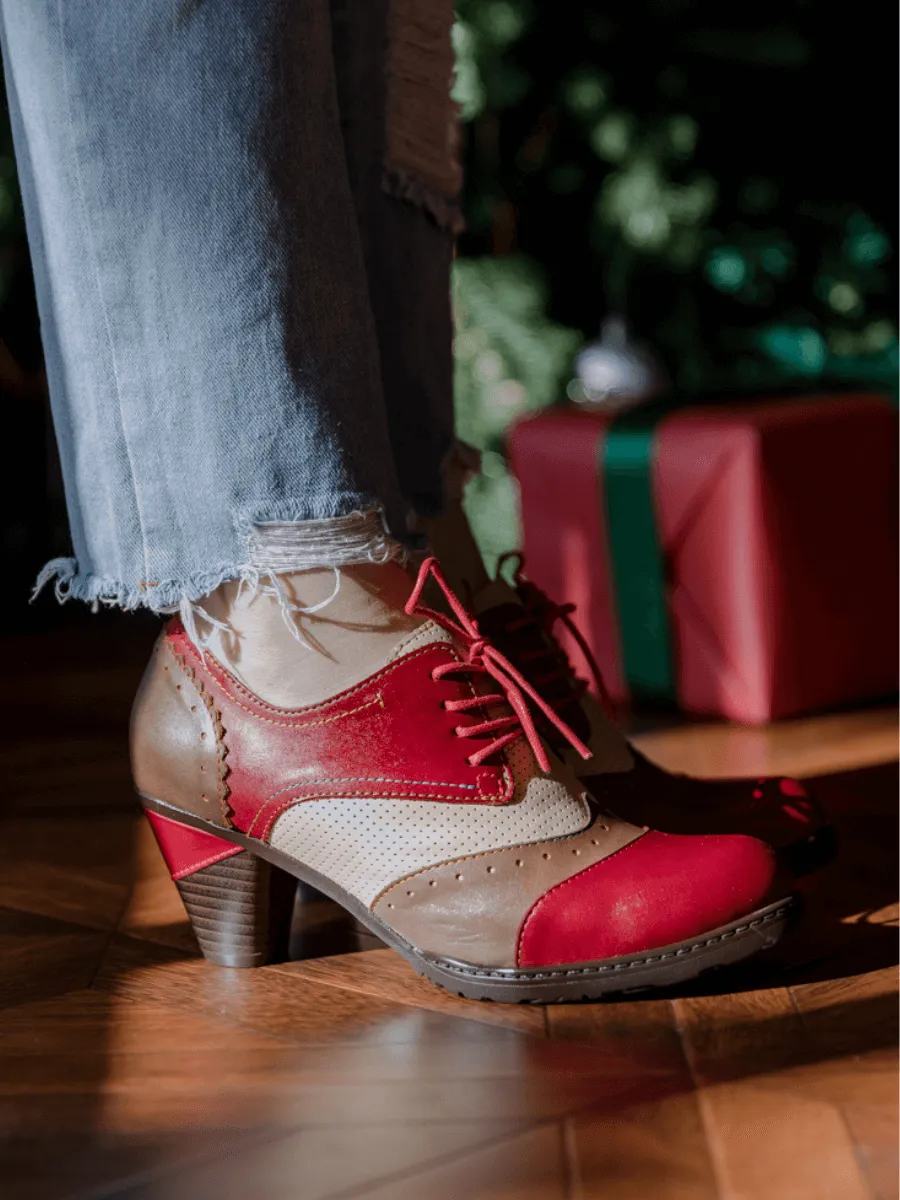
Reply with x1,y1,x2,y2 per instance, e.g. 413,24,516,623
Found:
32,506,408,617
32,557,253,615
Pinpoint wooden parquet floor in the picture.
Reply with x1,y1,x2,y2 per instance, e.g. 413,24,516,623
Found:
1,616,897,1200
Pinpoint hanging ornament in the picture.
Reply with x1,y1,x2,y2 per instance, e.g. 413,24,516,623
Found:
570,316,668,411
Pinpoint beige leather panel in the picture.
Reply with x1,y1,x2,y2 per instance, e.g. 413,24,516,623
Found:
371,812,644,967
130,636,230,827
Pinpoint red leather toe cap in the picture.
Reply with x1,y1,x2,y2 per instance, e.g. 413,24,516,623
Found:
516,830,778,968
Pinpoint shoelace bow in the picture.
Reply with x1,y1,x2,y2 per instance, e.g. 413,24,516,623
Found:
405,557,591,773
496,553,617,721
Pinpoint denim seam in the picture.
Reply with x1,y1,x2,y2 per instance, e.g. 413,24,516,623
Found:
56,0,150,583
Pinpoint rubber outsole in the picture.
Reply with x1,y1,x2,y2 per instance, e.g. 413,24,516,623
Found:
141,794,798,1003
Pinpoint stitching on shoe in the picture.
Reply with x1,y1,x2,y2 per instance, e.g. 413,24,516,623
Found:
476,763,513,804
267,777,478,800
169,636,387,729
205,686,384,730
437,905,791,981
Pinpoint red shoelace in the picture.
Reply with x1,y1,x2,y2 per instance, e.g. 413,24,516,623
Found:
405,557,592,773
495,553,617,722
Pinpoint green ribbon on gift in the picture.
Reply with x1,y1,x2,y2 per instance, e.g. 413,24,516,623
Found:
601,398,684,704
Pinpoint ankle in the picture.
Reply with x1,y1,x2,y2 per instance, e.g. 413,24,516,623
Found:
201,562,424,707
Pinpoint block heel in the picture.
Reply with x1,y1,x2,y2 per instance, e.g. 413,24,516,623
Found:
145,808,295,967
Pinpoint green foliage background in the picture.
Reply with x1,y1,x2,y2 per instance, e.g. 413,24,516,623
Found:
451,0,896,571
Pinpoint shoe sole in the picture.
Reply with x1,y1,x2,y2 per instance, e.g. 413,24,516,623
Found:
141,794,798,1004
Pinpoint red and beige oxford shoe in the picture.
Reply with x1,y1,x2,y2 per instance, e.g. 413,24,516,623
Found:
131,557,796,1003
477,556,835,880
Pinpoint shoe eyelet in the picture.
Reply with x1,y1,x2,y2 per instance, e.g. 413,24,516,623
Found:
486,865,496,874
455,873,464,881
572,848,580,856
429,880,437,887
542,852,550,860
406,890,414,897
515,859,524,867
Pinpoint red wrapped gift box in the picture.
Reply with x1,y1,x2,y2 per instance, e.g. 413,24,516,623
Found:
510,395,897,724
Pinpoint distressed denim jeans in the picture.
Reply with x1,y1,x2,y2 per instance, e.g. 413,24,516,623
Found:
0,0,458,611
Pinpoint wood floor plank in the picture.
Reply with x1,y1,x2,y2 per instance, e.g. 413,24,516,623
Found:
632,709,898,780
0,990,542,1097
842,1104,900,1200
791,967,898,1032
0,986,277,1057
0,909,111,1010
547,997,685,1071
91,934,510,1048
0,1130,265,1200
566,1094,719,1200
3,1043,653,1136
674,985,809,1085
674,979,897,1104
696,1084,872,1200
677,981,895,1200
115,1121,536,1200
0,814,133,931
351,1123,569,1200
549,999,719,1198
730,1048,897,1111
283,947,548,1036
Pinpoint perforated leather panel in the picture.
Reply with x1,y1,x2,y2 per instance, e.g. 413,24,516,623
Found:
268,767,591,907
